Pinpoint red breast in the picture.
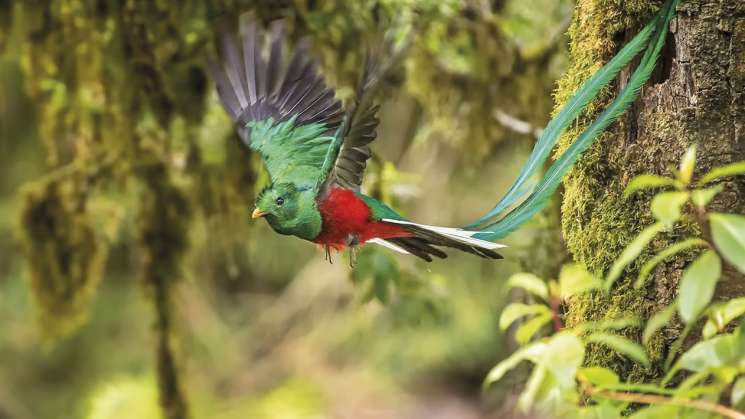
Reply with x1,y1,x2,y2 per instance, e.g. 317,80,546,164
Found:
313,188,411,249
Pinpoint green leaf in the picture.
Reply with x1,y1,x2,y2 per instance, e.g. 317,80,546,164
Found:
515,312,553,345
703,297,745,339
573,317,641,334
628,406,680,419
484,342,547,388
518,334,586,412
499,303,551,330
677,250,721,324
487,334,584,411
691,184,724,208
675,370,712,393
678,144,697,184
710,213,745,274
733,376,745,407
605,222,666,291
624,174,679,197
559,263,601,299
700,160,745,184
635,239,708,289
506,273,549,300
651,191,689,227
578,367,620,388
701,320,717,341
643,305,675,345
585,333,650,368
672,332,745,374
517,363,546,412
542,334,585,389
582,403,626,419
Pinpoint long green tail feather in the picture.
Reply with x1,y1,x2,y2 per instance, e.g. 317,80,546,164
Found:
465,8,663,229
473,0,679,240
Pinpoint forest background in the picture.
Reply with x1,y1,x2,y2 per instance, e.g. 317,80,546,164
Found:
1,1,743,418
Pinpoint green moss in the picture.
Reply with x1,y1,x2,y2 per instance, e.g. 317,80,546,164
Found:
552,0,659,123
552,0,672,379
18,173,108,341
135,156,193,419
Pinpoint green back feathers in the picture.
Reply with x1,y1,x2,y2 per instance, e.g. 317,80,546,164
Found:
209,15,344,171
358,194,404,221
211,15,381,193
247,116,335,184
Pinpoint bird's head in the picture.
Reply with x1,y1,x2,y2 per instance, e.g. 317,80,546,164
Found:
252,182,322,240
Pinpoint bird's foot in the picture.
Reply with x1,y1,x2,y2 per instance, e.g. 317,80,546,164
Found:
324,246,333,264
345,235,360,268
348,245,358,268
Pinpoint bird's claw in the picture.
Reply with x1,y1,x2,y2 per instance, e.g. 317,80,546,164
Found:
324,246,333,264
345,235,360,268
348,245,358,268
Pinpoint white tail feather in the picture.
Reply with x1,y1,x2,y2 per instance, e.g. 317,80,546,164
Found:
367,238,411,254
381,219,507,250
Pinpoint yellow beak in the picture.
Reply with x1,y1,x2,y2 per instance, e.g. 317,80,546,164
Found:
252,208,267,219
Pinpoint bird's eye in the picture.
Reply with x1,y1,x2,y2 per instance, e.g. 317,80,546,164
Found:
275,197,285,206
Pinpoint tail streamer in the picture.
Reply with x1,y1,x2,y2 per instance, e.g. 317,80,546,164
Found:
469,0,680,241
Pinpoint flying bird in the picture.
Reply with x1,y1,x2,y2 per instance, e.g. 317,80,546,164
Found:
210,0,677,262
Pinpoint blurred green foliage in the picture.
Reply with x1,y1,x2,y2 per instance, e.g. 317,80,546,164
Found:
0,1,572,418
486,148,745,418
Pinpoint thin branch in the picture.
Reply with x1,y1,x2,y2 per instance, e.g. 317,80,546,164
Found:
153,272,190,419
694,206,714,249
494,109,544,139
583,382,745,419
550,295,563,331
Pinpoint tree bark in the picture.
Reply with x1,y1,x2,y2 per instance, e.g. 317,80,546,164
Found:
556,0,745,381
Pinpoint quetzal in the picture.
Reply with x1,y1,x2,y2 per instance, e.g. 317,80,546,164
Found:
210,0,678,262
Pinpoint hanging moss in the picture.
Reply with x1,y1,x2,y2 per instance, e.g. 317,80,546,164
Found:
401,0,567,158
135,155,192,419
0,1,11,52
18,171,107,340
9,0,574,415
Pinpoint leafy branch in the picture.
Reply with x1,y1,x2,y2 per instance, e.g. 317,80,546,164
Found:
486,146,745,417
580,379,745,419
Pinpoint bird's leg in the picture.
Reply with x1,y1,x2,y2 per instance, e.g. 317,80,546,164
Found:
345,234,360,268
324,245,333,264
348,245,358,268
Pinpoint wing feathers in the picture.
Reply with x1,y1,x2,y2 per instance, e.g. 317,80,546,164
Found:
327,100,380,191
265,22,284,99
223,35,249,109
210,60,242,119
388,237,448,261
240,18,258,104
211,16,343,146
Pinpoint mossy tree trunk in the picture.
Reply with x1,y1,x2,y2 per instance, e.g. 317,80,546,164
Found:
556,0,745,381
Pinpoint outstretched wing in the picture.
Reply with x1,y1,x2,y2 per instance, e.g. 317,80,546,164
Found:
209,16,344,180
320,49,403,193
327,93,380,191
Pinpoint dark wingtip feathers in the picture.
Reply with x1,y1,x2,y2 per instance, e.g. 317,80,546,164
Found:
211,16,343,140
386,236,503,262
